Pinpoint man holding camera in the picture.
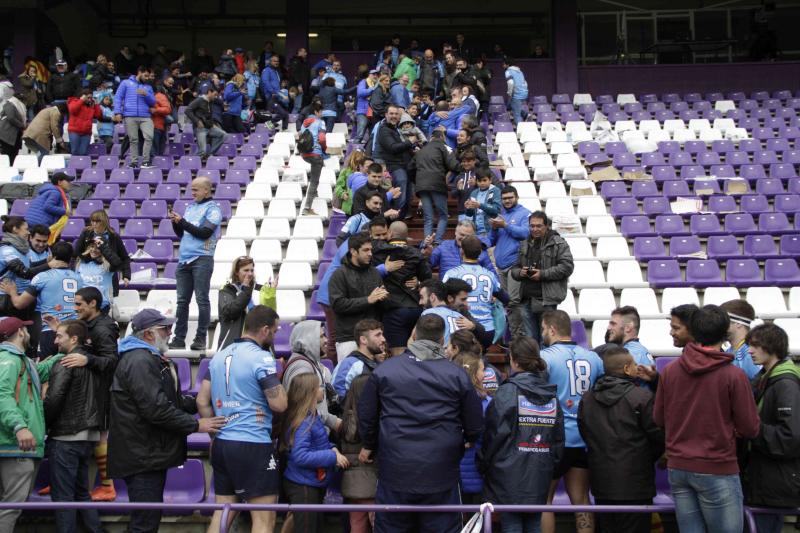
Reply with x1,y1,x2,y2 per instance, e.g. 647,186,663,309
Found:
510,211,573,344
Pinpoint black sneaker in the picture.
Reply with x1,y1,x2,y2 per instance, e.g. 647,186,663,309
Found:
140,162,155,169
190,339,206,351
168,339,185,350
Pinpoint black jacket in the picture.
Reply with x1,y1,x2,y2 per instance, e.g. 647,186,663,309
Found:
369,86,392,119
358,342,483,493
377,122,412,170
44,347,104,438
287,56,310,92
328,256,384,343
185,96,214,127
371,240,432,309
408,139,460,194
84,311,119,429
217,282,262,350
744,359,800,508
478,371,564,504
107,342,199,479
351,184,391,218
511,230,574,306
577,374,665,501
46,72,81,103
75,228,132,296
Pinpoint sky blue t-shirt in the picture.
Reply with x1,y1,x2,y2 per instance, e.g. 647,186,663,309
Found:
0,244,31,293
77,260,113,309
441,262,502,332
178,199,222,263
728,341,762,380
541,342,604,448
421,305,467,345
208,338,281,443
624,339,656,389
26,269,82,330
27,248,49,265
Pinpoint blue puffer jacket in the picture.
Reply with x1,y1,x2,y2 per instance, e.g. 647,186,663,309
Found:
260,66,281,100
284,413,337,488
113,76,156,118
222,82,243,116
25,183,67,227
460,395,492,494
356,79,375,115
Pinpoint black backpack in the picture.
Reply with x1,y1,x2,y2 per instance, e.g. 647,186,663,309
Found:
296,126,314,154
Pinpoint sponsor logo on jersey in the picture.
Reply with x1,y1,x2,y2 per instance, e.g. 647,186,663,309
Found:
518,396,556,417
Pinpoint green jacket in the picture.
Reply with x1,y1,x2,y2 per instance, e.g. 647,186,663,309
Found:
393,57,418,85
335,167,354,215
0,343,60,458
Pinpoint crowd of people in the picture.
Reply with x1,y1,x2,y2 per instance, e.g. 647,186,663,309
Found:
0,32,796,533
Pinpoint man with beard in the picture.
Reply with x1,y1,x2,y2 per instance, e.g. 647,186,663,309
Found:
419,278,487,347
331,319,386,398
351,163,401,220
197,306,288,533
113,65,156,168
107,309,225,532
418,49,444,97
336,191,387,246
605,306,656,384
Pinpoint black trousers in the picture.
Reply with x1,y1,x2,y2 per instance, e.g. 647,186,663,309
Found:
594,498,653,533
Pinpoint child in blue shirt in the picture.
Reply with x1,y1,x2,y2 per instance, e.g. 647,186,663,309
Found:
76,242,114,310
95,94,115,152
281,373,349,532
464,168,501,237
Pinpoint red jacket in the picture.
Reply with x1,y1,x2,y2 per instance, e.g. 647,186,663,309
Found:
67,97,102,135
654,343,760,475
150,93,172,131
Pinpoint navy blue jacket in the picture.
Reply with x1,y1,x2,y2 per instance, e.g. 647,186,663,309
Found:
357,348,483,494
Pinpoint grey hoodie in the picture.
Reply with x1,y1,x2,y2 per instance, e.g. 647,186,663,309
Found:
282,320,339,430
407,339,446,361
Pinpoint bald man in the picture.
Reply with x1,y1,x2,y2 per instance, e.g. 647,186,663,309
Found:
578,347,665,533
168,177,222,351
372,221,433,354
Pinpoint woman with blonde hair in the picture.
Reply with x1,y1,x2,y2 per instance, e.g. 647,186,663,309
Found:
368,74,392,125
217,256,264,349
222,72,247,133
74,209,131,295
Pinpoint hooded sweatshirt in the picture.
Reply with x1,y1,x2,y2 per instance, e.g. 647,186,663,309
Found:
654,342,760,475
282,320,339,430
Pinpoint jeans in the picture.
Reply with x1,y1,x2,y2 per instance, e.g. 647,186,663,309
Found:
418,191,448,245
196,125,226,157
174,255,213,344
23,137,49,164
502,512,541,533
520,300,555,345
509,98,526,124
324,115,336,132
68,132,91,156
754,513,785,533
355,114,369,143
124,116,154,164
0,457,37,533
151,128,166,157
668,468,744,533
124,469,167,533
389,167,409,213
302,155,323,211
49,440,103,533
499,267,524,339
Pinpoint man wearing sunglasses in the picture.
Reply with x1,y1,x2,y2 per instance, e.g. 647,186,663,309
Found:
107,308,225,532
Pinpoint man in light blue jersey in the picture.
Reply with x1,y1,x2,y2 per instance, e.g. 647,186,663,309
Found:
0,241,82,357
168,176,222,352
419,279,475,346
331,318,385,398
441,235,508,335
539,310,604,533
606,306,656,387
197,305,288,533
720,299,762,380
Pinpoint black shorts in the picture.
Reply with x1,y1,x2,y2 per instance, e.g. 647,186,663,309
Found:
552,446,589,479
382,307,423,348
211,439,280,500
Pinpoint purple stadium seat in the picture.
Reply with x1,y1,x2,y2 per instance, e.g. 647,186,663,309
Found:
321,239,339,262
740,194,770,214
600,103,619,114
739,139,761,153
127,262,157,289
153,184,181,202
655,215,688,237
163,262,178,281
662,93,681,103
604,142,628,156
620,216,652,237
600,181,628,199
68,156,91,171
612,152,637,168
151,156,174,172
658,141,681,155
273,323,294,357
707,235,740,260
584,153,610,166
770,164,798,179
240,144,264,157
215,144,237,158
205,156,230,170
758,212,792,234
179,132,196,145
124,218,154,241
307,292,325,322
92,184,120,201
647,260,683,287
724,213,757,235
662,181,691,198
87,143,106,157
690,214,723,236
314,262,330,289
743,235,779,259
711,140,735,154
670,235,702,257
755,178,785,196
696,152,721,167
532,103,551,114
214,184,241,202
775,194,800,213
536,112,557,124
140,200,168,220
123,184,150,201
108,200,137,220
166,168,192,185
122,238,138,256
172,358,191,392
166,143,184,157
692,179,721,196
651,165,677,182
785,151,800,165
773,89,793,100
671,101,689,112
190,359,210,395
684,141,706,155
577,104,597,117
780,235,800,257
726,91,746,101
225,133,245,146
74,199,104,219
740,165,767,181
107,168,134,185
790,178,800,196
223,169,250,186
9,200,30,217
686,259,723,287
137,167,164,186
60,218,85,241
680,166,706,180
645,100,664,110
156,219,178,238
640,153,666,167
216,200,232,220
752,128,776,141
668,152,693,167
654,110,676,122
326,217,345,239
679,110,699,121
609,197,641,217
178,156,202,171
232,156,257,171
78,168,105,185
726,259,763,286
163,459,205,508
631,181,659,199
765,138,791,152
707,195,737,214
642,197,670,216
634,237,667,261
724,151,749,167
142,239,174,263
195,169,220,184
709,165,735,178
96,155,119,171
754,150,780,165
